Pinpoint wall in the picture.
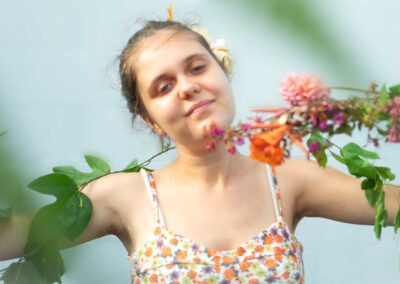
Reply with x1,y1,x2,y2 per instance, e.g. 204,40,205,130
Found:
0,0,399,283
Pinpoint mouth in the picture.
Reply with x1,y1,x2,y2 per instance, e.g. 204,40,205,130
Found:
185,99,215,117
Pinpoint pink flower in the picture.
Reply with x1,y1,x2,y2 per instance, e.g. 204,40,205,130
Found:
280,73,331,106
388,97,400,117
240,123,251,131
319,120,329,131
388,124,400,142
333,112,345,126
228,146,237,154
308,141,321,152
236,137,245,145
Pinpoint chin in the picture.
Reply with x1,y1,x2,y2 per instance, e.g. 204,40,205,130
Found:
204,112,235,131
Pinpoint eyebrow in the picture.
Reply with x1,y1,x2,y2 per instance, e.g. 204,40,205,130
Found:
147,53,208,94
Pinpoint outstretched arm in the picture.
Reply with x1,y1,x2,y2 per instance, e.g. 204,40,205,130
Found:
290,158,399,226
0,173,127,261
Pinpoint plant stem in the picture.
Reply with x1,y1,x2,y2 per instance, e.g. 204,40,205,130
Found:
329,86,380,95
79,145,176,191
137,145,175,168
324,138,342,150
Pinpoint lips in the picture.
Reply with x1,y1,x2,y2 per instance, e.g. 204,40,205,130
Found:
185,100,214,117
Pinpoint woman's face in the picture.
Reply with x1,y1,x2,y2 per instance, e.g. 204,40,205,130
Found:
135,31,236,148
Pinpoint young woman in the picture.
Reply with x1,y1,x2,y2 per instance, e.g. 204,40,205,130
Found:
1,20,399,283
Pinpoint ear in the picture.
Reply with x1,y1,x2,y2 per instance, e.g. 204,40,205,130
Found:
153,124,167,136
143,116,167,136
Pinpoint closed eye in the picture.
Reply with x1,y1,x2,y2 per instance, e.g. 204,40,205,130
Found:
158,81,174,95
191,64,206,74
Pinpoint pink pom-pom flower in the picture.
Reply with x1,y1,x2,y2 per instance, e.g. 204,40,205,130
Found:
280,73,331,106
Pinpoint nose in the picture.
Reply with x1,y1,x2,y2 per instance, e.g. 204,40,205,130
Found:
178,76,201,100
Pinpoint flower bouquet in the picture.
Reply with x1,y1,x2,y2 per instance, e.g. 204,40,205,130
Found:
204,73,400,239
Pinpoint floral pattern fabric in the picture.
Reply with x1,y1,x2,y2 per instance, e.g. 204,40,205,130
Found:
129,167,304,283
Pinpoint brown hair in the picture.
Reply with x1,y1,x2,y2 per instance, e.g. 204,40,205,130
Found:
118,20,229,131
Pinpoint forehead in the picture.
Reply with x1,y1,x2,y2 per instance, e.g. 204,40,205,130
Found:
135,31,211,88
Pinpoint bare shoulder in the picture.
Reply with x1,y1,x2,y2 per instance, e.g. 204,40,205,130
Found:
83,171,144,204
72,171,147,245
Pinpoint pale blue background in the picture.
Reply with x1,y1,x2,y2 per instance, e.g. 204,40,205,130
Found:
1,0,399,283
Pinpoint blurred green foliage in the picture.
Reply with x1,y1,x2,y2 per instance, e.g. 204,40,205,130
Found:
0,131,38,214
237,0,369,81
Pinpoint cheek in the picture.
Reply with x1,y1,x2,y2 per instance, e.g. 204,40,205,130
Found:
148,98,182,127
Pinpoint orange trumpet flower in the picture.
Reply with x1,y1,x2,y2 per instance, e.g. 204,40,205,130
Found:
249,125,289,169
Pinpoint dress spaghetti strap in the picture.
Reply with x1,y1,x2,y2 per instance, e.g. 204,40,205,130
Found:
139,168,166,227
265,164,284,221
140,166,284,227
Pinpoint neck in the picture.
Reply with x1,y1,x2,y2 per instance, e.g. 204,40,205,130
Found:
170,142,247,191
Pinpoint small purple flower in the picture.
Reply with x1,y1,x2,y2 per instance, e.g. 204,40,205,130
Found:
270,227,278,236
265,275,278,283
236,137,245,145
202,266,212,274
191,243,200,253
241,122,251,131
282,228,290,241
170,271,179,280
212,128,225,136
333,112,345,126
308,141,321,152
156,240,164,248
319,120,329,131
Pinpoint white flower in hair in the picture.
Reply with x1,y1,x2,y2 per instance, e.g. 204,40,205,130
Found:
191,27,233,76
210,38,227,51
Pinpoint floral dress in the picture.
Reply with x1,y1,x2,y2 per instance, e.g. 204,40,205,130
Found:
128,166,304,283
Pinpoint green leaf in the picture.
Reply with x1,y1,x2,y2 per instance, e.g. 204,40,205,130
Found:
1,261,44,284
379,84,388,106
308,129,329,148
345,157,377,179
307,131,329,167
374,218,382,240
333,125,353,136
373,178,383,191
28,174,77,201
24,203,63,255
361,178,375,190
341,143,379,160
329,151,345,164
53,155,111,186
311,149,327,167
57,193,92,240
388,84,400,98
376,166,396,181
376,127,388,136
394,202,400,234
374,191,387,240
38,242,65,283
85,155,111,175
0,206,12,220
52,166,97,186
364,189,379,207
123,159,140,172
